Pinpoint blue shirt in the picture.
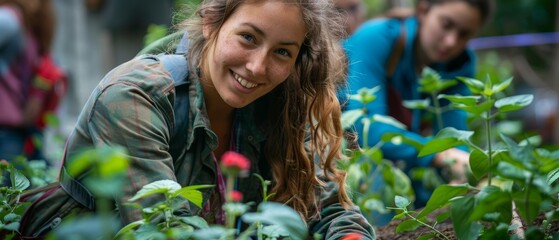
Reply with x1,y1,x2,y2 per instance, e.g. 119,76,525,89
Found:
341,17,475,168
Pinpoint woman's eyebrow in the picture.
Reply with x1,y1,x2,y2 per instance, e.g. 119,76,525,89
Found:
241,22,301,48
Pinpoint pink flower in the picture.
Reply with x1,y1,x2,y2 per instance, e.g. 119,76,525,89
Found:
341,233,363,240
220,151,250,176
230,190,243,202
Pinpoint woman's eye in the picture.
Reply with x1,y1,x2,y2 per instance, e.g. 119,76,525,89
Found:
241,34,255,43
276,48,291,57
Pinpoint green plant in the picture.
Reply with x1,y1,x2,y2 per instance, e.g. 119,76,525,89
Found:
0,164,31,240
393,74,559,239
44,148,308,240
340,87,415,224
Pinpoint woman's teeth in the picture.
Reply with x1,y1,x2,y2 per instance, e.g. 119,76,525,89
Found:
234,73,258,89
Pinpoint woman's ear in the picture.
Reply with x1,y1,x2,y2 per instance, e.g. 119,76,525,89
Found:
203,23,212,40
202,14,215,40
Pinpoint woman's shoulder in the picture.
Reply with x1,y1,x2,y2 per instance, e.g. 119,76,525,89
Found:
98,55,176,98
347,17,403,47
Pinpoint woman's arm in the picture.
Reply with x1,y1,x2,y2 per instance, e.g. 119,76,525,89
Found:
76,59,181,223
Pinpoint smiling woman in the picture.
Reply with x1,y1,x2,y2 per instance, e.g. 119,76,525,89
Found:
18,0,375,239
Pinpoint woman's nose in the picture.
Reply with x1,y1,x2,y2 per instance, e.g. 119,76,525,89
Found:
246,50,267,77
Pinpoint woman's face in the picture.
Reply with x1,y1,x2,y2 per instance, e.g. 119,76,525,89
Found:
203,1,306,109
417,1,482,62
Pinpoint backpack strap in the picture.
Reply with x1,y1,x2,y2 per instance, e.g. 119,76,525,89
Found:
385,20,406,78
158,54,190,161
384,19,413,129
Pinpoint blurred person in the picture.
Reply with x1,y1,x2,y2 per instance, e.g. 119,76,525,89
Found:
340,0,494,224
334,0,366,36
0,0,62,166
85,0,174,70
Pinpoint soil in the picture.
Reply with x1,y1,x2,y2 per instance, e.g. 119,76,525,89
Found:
375,208,559,240
375,208,455,240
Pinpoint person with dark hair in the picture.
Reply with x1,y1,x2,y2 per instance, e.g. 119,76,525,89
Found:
19,0,375,239
334,0,366,36
0,0,60,164
340,0,495,225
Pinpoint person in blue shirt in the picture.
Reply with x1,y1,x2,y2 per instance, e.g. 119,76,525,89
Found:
341,0,495,224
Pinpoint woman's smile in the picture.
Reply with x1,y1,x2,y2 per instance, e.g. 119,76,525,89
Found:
233,72,259,89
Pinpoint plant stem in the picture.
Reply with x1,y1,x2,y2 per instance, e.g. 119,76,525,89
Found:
485,101,493,186
225,175,236,233
404,211,450,240
432,92,444,131
524,173,535,227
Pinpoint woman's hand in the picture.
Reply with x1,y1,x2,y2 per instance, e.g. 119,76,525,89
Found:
433,148,470,184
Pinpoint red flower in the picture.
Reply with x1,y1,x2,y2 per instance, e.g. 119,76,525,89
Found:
341,233,363,240
220,151,250,176
230,190,243,202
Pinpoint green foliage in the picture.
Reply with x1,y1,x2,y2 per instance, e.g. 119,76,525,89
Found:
340,86,415,224
393,72,559,239
0,164,31,238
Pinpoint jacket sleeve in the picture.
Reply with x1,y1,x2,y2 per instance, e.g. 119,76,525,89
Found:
77,59,187,223
342,19,435,168
308,179,376,240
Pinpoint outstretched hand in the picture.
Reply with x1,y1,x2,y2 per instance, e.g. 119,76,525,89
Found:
433,148,470,184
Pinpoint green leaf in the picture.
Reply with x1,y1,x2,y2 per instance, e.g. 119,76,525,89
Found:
350,86,380,105
135,223,167,240
417,184,469,219
261,225,291,239
457,77,485,94
10,168,30,191
3,213,18,222
128,180,181,202
174,189,203,208
241,202,308,240
3,222,19,231
363,198,388,213
179,216,209,229
395,219,422,233
403,99,430,110
450,195,482,240
371,114,407,129
223,202,250,216
469,149,489,179
97,148,129,178
496,161,529,181
494,94,534,113
341,109,364,130
114,220,144,238
491,77,513,93
439,94,481,106
416,233,436,240
547,168,559,185
392,212,406,220
190,226,234,240
418,127,473,157
381,133,424,150
452,99,495,116
435,210,451,223
469,186,512,223
394,195,411,208
513,189,542,223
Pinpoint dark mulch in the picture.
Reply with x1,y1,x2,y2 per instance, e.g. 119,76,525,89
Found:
375,208,559,240
375,208,455,240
